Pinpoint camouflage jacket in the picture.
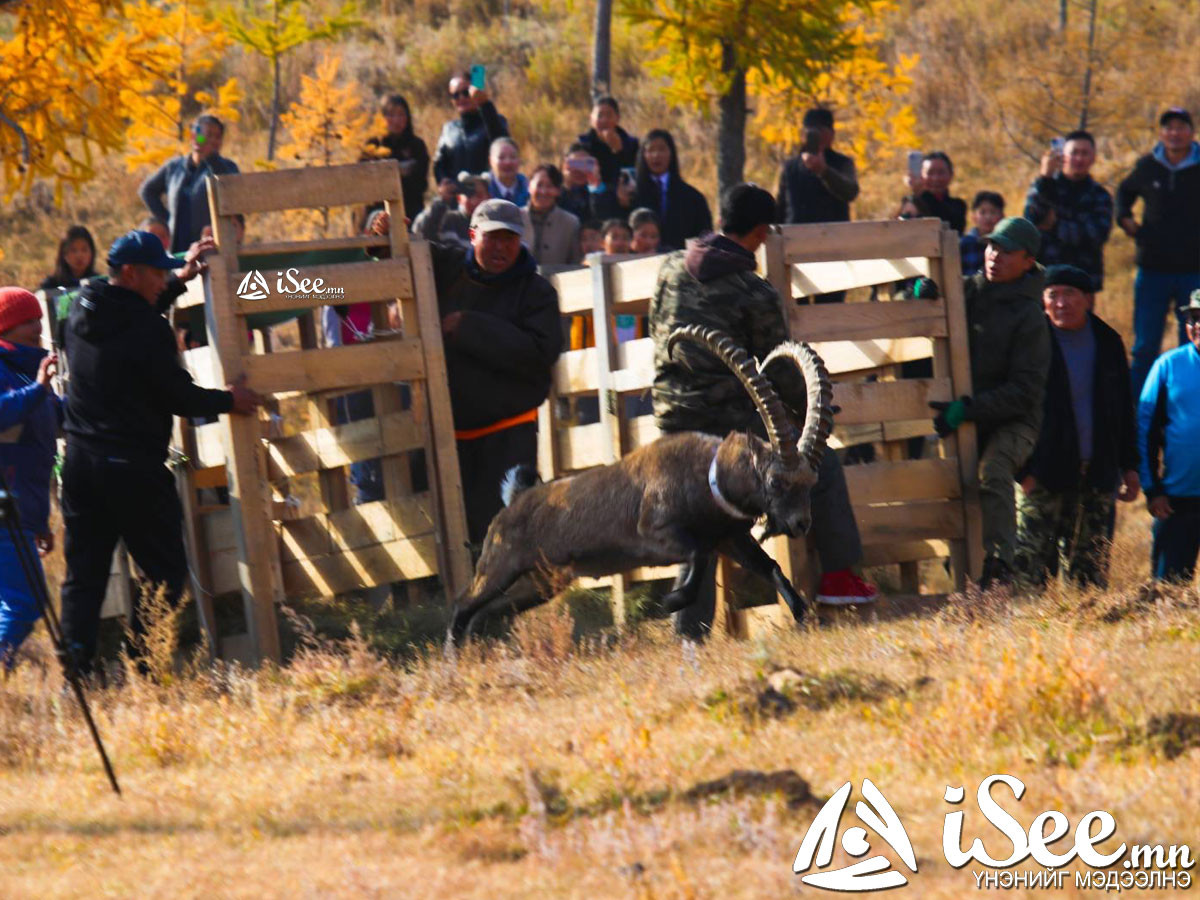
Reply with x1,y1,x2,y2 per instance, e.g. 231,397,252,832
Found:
650,233,802,437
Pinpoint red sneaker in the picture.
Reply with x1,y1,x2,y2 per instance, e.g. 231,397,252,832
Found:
817,570,879,606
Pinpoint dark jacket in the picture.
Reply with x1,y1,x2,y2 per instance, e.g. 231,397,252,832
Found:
432,103,509,183
651,233,804,436
776,148,859,225
139,153,240,253
1024,173,1113,289
429,244,562,431
1019,314,1137,492
363,131,430,221
916,190,967,234
634,175,713,251
0,341,61,533
962,269,1051,433
558,184,595,223
577,126,639,187
63,279,232,462
1115,142,1200,273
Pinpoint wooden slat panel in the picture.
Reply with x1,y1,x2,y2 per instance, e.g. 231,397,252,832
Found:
844,458,962,504
789,299,947,342
244,339,425,394
557,422,606,471
610,254,666,306
277,495,436,561
281,533,440,596
577,565,679,589
548,266,594,314
860,539,952,566
182,344,220,387
626,414,659,450
238,235,391,257
781,218,944,263
193,421,227,467
192,465,228,490
552,346,600,394
230,258,414,315
212,161,403,216
810,338,932,375
831,378,951,425
175,276,208,310
265,410,423,479
855,500,964,544
828,418,931,449
613,338,655,393
790,257,931,298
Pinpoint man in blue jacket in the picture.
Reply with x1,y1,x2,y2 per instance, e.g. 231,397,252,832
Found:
139,114,239,254
1117,107,1200,396
1138,291,1200,581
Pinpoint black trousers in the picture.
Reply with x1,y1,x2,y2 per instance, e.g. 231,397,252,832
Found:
456,422,538,546
60,446,187,669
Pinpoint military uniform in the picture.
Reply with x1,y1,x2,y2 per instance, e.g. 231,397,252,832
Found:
1016,485,1114,587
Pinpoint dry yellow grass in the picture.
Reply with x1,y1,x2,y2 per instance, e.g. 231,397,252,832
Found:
3,505,1198,898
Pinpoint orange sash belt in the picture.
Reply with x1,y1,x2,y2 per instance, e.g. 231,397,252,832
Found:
455,407,539,441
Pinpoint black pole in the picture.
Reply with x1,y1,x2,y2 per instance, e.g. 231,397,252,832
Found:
0,471,121,796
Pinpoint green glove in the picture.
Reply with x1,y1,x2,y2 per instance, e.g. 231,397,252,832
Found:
943,399,966,429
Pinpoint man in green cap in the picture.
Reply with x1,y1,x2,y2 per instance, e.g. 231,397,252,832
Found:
930,216,1051,587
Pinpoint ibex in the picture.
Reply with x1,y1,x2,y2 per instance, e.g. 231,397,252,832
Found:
448,325,834,644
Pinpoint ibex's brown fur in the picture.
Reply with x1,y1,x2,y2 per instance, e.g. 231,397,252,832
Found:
448,326,833,644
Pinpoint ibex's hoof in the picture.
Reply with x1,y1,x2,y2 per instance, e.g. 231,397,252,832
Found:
662,589,696,614
448,609,472,646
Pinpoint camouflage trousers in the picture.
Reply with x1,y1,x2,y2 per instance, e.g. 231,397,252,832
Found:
1015,481,1115,588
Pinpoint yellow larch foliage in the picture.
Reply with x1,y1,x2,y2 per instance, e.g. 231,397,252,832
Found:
750,0,919,175
122,0,244,171
277,52,374,168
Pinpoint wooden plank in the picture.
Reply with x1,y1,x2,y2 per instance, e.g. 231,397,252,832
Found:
557,423,606,471
828,418,929,450
609,254,665,307
625,414,659,452
613,338,655,394
843,458,962,505
935,227,984,581
537,399,559,482
277,495,437,562
781,218,944,264
212,160,404,216
193,421,227,467
809,338,932,375
182,345,220,387
264,410,423,479
860,540,952,567
790,257,931,298
230,258,414,315
789,299,947,342
552,347,601,395
831,378,951,425
192,464,228,490
409,241,472,600
576,565,679,589
282,533,440,596
855,500,964,544
175,275,208,310
201,202,283,664
238,235,391,257
243,339,425,394
547,265,595,314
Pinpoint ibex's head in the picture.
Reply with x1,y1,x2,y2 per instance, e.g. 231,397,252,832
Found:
669,326,834,539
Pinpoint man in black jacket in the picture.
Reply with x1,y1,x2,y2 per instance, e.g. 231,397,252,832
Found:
60,231,260,673
1116,107,1200,396
1014,265,1140,587
430,200,563,544
432,75,509,184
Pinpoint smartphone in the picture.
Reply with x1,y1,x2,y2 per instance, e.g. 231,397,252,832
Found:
619,166,636,185
567,156,596,173
469,64,486,91
1050,137,1066,153
802,128,821,155
907,150,924,177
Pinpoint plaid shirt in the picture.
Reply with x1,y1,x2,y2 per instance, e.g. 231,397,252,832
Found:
1023,174,1113,290
960,228,985,276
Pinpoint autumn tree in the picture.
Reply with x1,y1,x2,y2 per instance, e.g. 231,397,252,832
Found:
0,0,179,199
622,0,872,198
123,0,244,170
221,0,360,161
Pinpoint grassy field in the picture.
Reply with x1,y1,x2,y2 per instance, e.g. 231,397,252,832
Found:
2,504,1198,898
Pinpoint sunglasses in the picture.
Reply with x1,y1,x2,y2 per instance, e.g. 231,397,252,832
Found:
450,89,471,99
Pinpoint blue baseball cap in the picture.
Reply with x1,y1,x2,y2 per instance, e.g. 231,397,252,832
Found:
107,230,178,269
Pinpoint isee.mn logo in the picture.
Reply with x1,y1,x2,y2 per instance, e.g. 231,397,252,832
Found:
236,270,269,301
793,775,1194,893
235,267,345,302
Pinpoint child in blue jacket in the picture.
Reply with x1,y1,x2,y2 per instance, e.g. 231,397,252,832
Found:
0,288,61,668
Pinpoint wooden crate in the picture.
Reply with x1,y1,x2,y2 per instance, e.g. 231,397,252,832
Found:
176,160,470,663
537,218,982,634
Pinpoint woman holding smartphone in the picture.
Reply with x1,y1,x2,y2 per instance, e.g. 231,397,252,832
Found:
633,129,712,251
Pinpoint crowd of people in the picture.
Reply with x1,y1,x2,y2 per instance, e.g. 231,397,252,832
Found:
2,74,1200,668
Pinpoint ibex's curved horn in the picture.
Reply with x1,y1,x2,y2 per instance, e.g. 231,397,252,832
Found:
667,325,800,468
758,341,834,471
